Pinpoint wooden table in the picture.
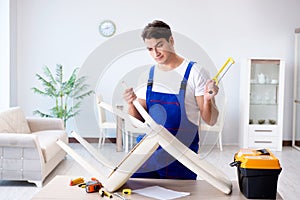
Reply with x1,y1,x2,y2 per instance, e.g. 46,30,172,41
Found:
116,105,123,152
32,175,282,199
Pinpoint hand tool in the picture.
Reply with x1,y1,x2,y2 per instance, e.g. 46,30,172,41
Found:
209,57,235,94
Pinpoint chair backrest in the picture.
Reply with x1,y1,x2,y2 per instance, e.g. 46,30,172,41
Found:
97,99,148,132
96,95,107,125
198,97,227,155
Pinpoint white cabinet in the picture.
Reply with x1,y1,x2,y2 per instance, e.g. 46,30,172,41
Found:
239,58,285,151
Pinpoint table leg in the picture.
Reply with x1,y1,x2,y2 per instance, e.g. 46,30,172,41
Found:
116,105,123,151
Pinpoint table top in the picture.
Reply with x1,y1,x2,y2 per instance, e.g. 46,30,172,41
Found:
32,175,282,199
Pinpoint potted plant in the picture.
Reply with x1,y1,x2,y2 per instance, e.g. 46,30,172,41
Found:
32,64,94,127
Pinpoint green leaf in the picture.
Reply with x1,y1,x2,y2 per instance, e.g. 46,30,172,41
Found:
32,64,94,128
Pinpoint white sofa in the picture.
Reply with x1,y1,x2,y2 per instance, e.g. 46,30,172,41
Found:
0,107,68,187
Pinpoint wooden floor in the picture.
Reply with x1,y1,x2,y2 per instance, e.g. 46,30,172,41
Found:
0,143,299,200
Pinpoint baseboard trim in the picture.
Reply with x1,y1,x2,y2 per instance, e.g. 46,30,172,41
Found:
68,138,297,147
283,140,292,146
69,137,116,143
283,140,300,146
294,140,300,146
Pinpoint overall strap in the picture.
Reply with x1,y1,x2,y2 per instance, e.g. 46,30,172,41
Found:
180,61,196,91
146,66,155,101
147,65,155,88
147,61,195,93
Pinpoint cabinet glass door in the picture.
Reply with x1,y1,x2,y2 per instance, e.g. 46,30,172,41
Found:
249,59,280,125
293,29,300,150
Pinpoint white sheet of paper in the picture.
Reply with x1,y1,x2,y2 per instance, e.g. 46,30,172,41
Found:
133,186,190,200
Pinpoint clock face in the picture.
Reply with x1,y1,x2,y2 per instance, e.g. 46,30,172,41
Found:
99,20,116,37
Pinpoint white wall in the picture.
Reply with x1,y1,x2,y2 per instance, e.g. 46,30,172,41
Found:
0,0,10,109
14,0,300,144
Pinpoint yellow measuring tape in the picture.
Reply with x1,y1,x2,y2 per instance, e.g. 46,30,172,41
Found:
212,57,235,85
208,57,235,94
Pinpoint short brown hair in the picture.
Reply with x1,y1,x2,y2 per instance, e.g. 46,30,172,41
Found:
141,20,172,41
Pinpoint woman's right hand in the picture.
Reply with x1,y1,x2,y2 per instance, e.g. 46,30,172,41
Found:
123,87,137,104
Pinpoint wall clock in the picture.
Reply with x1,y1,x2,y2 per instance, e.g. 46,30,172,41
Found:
99,20,116,37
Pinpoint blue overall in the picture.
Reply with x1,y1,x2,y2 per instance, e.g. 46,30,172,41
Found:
132,61,199,180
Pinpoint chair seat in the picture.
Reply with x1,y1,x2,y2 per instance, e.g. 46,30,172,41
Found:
200,120,224,152
100,122,116,129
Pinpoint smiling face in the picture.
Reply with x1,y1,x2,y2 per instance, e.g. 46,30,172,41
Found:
144,36,175,65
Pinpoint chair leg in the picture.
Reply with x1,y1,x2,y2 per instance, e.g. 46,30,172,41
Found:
98,130,102,148
130,132,134,149
218,131,223,151
98,129,104,148
102,130,106,146
124,131,129,152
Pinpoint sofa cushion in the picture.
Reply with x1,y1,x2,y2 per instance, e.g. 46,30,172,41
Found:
0,107,31,134
32,130,68,163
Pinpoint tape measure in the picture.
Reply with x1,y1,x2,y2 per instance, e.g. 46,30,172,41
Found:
122,188,131,195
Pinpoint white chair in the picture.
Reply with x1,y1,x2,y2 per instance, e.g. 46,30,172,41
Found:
96,95,117,148
98,100,146,152
199,98,226,151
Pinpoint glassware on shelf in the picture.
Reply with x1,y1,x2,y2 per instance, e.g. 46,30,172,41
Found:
264,91,271,104
271,79,278,84
257,73,266,84
256,95,262,104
